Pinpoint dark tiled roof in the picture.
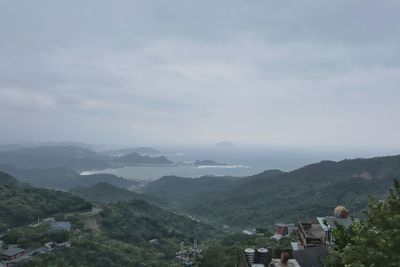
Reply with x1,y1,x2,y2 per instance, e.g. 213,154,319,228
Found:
1,247,25,257
293,246,328,267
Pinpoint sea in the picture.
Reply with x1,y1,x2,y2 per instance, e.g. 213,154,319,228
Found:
81,145,399,181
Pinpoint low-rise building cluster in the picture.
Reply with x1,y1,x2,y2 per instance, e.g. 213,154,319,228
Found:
0,219,72,267
240,205,355,267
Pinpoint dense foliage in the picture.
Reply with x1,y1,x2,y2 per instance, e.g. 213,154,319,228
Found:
328,179,400,267
3,155,400,267
100,200,221,243
21,232,182,267
0,164,137,190
21,199,221,267
69,182,162,204
2,224,69,248
0,171,91,231
144,156,400,227
0,145,173,172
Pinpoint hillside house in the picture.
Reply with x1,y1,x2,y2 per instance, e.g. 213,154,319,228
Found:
51,221,71,232
1,247,26,262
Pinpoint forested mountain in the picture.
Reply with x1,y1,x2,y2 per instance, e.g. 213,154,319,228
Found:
0,145,173,172
0,170,219,267
111,152,172,166
2,154,400,267
0,171,91,231
143,175,245,206
0,164,138,190
0,146,110,171
101,200,220,243
69,182,163,205
143,155,400,227
103,147,162,156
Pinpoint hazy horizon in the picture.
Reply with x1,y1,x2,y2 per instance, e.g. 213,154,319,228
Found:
2,139,398,180
1,1,400,148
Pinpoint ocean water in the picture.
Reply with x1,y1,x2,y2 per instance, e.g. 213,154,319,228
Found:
83,145,399,181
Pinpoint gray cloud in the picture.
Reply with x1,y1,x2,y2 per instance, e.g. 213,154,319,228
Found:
0,0,399,147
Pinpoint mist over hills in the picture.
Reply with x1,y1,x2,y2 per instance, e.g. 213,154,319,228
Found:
112,152,172,166
0,164,140,191
103,147,162,156
1,148,400,266
0,145,174,172
1,142,398,229
0,146,110,171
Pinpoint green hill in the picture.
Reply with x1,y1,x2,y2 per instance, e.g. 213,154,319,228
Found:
143,175,245,207
104,146,162,156
143,155,400,227
0,146,110,171
0,171,92,231
0,164,138,190
1,170,220,266
0,145,174,172
101,199,221,243
69,182,163,205
111,152,172,166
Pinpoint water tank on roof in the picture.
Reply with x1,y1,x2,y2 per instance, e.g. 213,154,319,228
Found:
244,248,256,264
255,248,269,265
334,205,349,218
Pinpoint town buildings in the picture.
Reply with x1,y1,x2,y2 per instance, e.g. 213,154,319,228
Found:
240,205,355,266
0,246,27,267
51,221,71,232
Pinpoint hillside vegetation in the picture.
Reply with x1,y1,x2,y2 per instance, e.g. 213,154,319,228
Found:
143,155,400,227
0,164,138,190
69,182,163,205
101,200,221,243
0,171,92,231
0,145,173,172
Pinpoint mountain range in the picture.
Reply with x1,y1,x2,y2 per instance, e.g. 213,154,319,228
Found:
69,182,163,205
103,146,162,156
143,155,400,227
0,145,173,172
0,164,140,191
0,171,92,231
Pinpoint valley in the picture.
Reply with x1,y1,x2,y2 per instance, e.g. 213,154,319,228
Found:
1,145,399,266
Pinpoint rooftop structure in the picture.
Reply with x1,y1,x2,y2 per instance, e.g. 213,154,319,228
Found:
149,239,160,245
51,221,71,232
242,228,257,235
316,207,353,245
244,248,256,265
271,258,301,267
271,223,288,240
293,246,329,267
334,205,349,218
242,247,273,267
298,222,325,248
0,247,26,262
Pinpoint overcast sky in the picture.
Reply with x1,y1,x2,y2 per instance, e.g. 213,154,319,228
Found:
0,0,399,148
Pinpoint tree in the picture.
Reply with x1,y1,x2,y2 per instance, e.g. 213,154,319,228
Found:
328,179,400,267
